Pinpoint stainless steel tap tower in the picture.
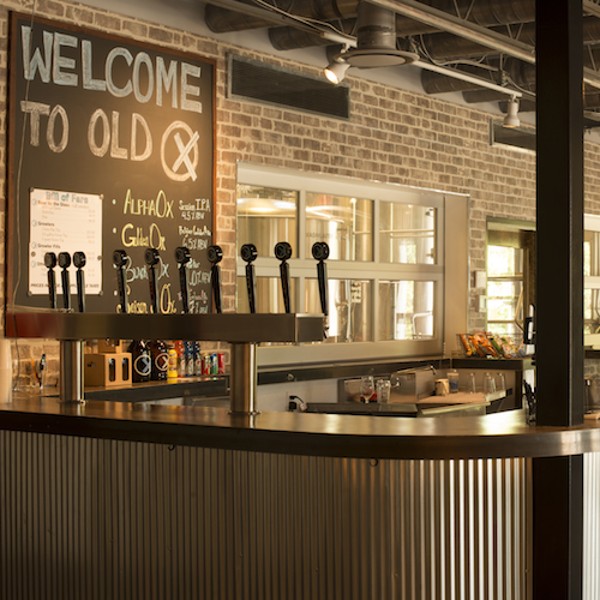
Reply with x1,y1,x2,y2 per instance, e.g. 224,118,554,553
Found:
5,311,325,414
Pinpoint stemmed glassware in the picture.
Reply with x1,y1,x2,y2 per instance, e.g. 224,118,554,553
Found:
359,375,375,403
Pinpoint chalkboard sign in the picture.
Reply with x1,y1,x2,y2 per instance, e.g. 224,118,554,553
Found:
7,13,215,314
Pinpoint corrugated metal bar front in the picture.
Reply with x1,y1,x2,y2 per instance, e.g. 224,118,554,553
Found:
584,452,600,599
0,430,529,599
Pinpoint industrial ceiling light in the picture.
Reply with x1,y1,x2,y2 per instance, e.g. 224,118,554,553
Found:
503,96,521,128
324,59,350,84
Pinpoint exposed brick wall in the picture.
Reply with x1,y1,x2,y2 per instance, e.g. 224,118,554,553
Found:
1,0,599,388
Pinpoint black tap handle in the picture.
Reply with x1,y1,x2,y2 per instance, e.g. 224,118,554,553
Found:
175,246,191,314
58,252,71,310
73,251,86,313
524,304,535,345
311,242,329,316
44,252,57,309
240,243,258,314
144,248,160,314
112,249,128,314
274,242,292,313
207,245,223,314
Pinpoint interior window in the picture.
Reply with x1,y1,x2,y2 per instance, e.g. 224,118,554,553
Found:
486,220,535,342
235,164,459,364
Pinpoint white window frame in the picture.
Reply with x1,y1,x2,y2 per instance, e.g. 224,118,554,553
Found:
236,163,469,367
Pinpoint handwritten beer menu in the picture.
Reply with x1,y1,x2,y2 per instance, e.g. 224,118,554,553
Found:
7,13,214,313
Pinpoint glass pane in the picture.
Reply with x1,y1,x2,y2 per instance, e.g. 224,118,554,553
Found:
487,277,522,324
379,203,436,264
378,280,435,340
487,297,520,322
305,278,372,342
487,281,520,297
237,185,298,259
487,245,523,277
487,322,521,338
305,193,373,261
236,276,297,314
584,288,600,334
584,230,600,277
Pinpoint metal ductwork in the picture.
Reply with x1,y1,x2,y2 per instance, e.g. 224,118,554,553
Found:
420,22,535,61
205,0,359,33
339,2,418,67
269,19,357,51
202,0,600,105
428,0,534,26
206,0,536,35
420,16,600,62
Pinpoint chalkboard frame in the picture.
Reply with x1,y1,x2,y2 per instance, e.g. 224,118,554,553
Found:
6,11,217,316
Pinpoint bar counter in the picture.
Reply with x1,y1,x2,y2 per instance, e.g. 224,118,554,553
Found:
0,393,599,459
3,393,600,598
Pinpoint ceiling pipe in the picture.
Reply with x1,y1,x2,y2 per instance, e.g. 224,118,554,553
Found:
368,0,534,62
270,2,537,52
269,19,357,50
420,17,600,63
432,0,534,25
414,60,522,98
203,0,600,92
369,0,600,90
205,0,359,33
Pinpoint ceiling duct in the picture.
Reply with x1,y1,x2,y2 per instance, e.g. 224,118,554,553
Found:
269,19,357,51
428,0,535,26
420,16,600,62
205,0,359,33
341,1,418,67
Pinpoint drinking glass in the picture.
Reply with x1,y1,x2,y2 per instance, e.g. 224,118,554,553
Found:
376,378,391,404
496,372,506,392
484,372,496,394
359,376,375,403
467,372,477,393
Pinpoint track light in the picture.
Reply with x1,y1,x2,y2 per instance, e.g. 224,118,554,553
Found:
503,96,520,128
323,59,350,85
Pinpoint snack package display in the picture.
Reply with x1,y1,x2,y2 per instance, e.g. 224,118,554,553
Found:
457,332,525,359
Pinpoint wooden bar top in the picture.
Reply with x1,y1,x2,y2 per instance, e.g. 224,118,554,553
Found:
1,393,600,460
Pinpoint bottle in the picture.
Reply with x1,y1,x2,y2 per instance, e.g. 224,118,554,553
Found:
128,340,151,383
194,342,203,376
147,339,168,381
185,341,195,377
167,344,178,379
175,340,186,378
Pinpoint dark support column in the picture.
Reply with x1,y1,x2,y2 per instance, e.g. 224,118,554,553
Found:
534,1,584,599
536,0,584,425
533,456,583,599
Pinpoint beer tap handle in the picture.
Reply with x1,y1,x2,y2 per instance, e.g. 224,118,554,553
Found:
175,246,191,314
58,252,72,310
274,242,292,314
311,242,330,317
44,252,57,309
524,304,536,345
73,251,86,313
112,249,129,314
240,243,258,314
207,245,223,314
144,248,160,314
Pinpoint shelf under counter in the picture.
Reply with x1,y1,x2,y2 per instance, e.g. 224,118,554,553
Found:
84,375,228,402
